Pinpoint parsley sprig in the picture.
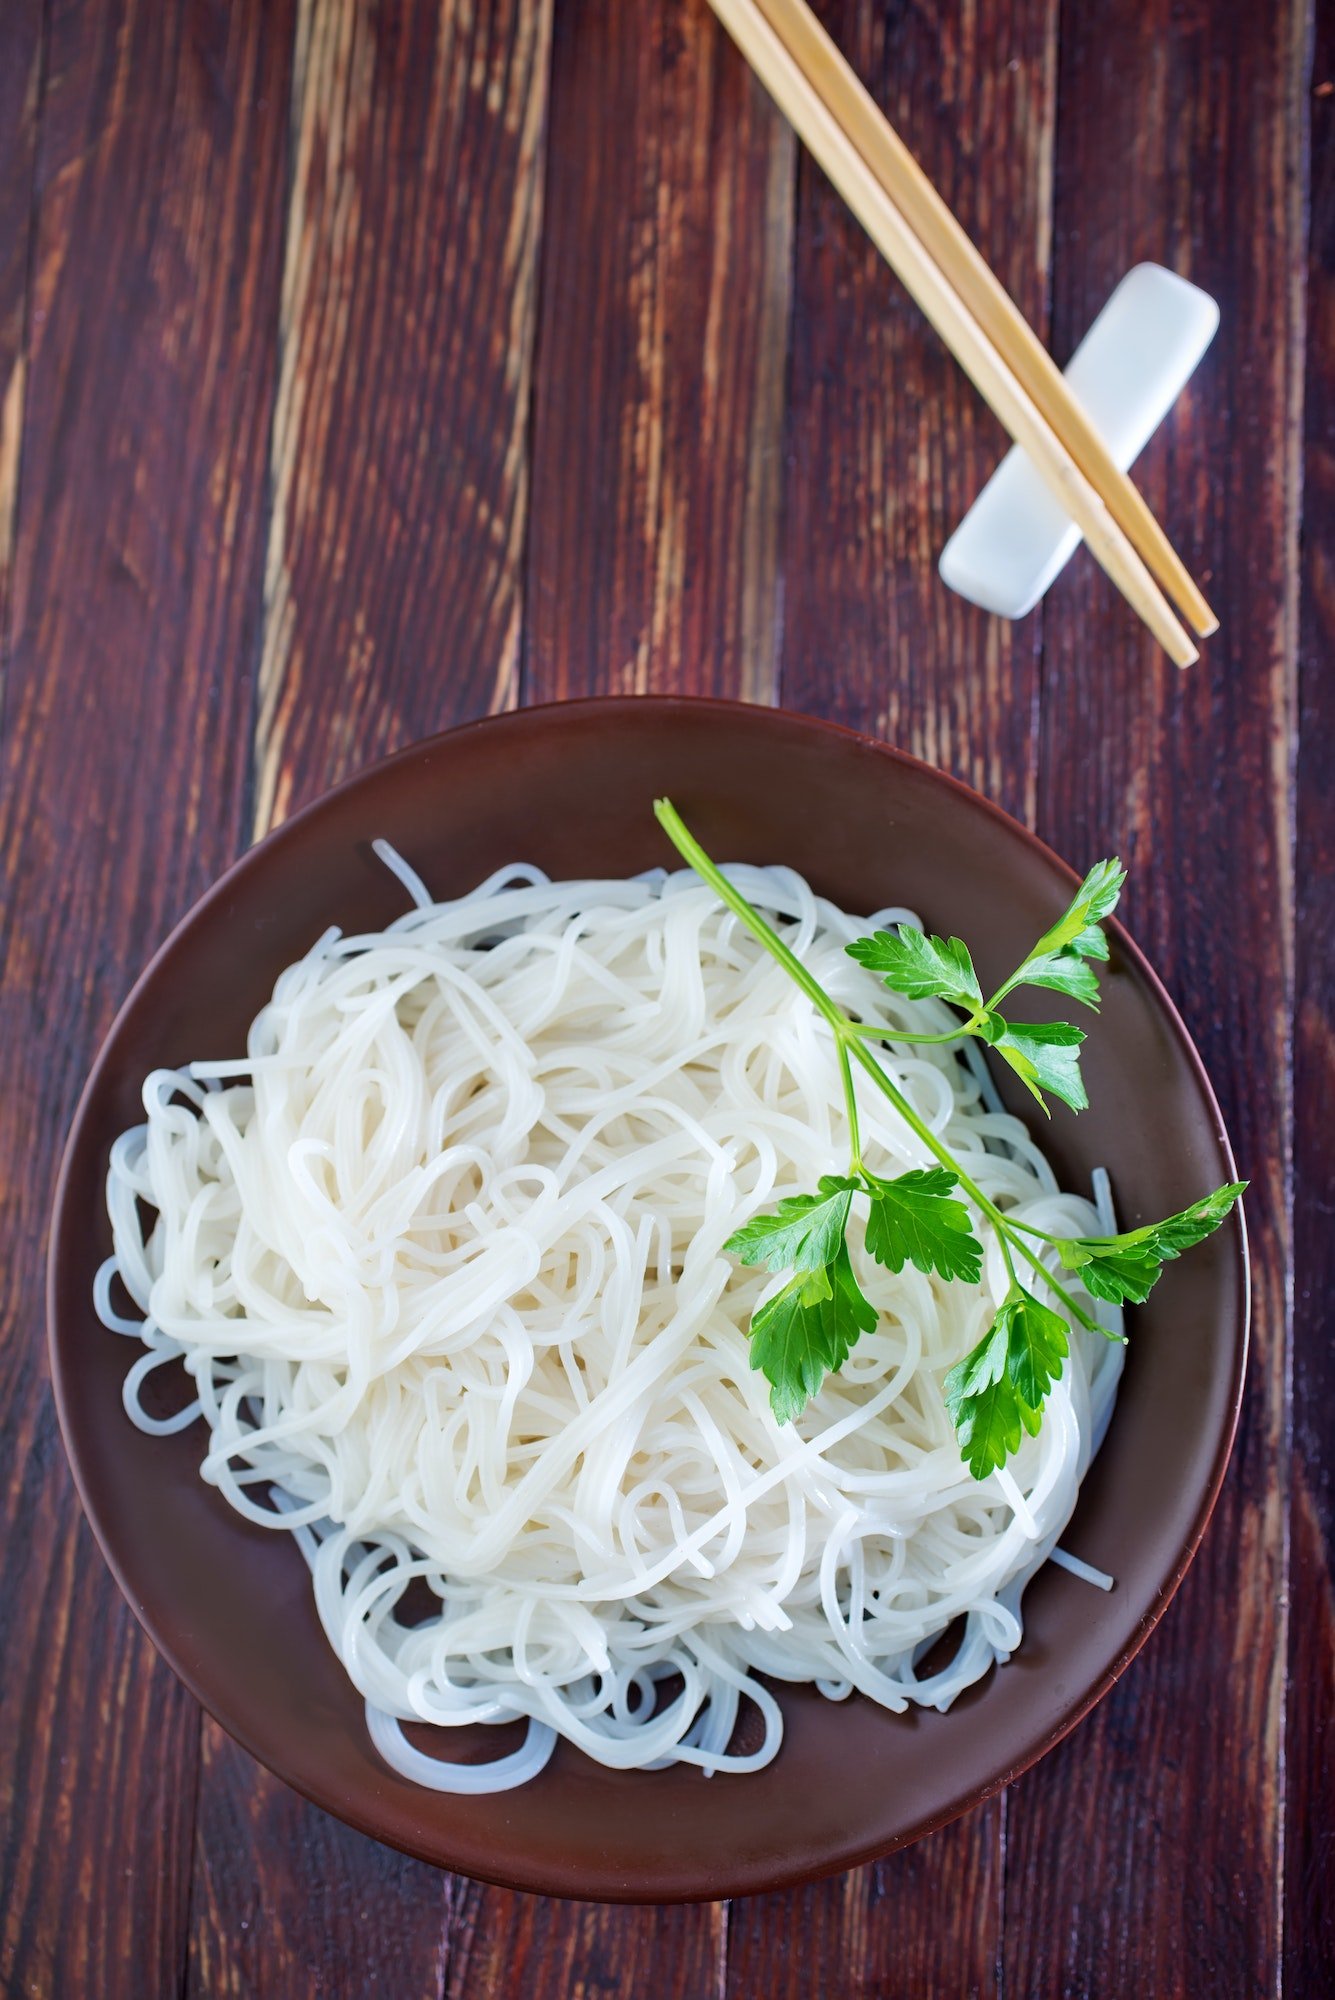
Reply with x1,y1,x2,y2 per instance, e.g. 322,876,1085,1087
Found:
654,799,1245,1480
845,855,1126,1113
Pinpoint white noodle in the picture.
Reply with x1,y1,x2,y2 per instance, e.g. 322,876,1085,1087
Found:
98,856,1122,1789
1047,1547,1115,1592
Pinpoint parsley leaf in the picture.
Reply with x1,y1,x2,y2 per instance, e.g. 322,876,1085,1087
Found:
1056,1181,1247,1305
941,1318,1020,1477
845,926,982,1009
862,1167,982,1284
1057,1242,1161,1305
749,1242,878,1423
1028,858,1126,961
943,1286,1069,1478
1009,946,1102,1009
725,1175,859,1274
984,1017,1089,1114
991,859,1126,1013
1000,1287,1069,1413
1129,1180,1248,1256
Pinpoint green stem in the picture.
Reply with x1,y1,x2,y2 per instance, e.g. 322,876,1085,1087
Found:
657,801,999,1214
825,980,1101,1333
1003,1232,1102,1334
843,1035,994,1209
653,802,846,1035
843,1020,975,1047
983,974,1022,1016
656,799,1105,1339
846,1040,1097,1331
837,1041,863,1176
982,1218,1126,1328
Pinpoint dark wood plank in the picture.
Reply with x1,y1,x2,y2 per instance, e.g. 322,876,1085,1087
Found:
455,1,794,1985
0,3,295,1995
0,0,39,648
186,1719,448,2000
521,0,794,703
731,4,1056,1991
186,3,554,1990
1007,3,1305,1994
776,0,1058,825
251,0,552,832
1288,37,1335,1997
1,0,1308,1988
726,1821,999,2000
445,1892,725,2000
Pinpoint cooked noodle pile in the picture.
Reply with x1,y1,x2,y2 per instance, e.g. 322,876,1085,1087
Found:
98,854,1122,1790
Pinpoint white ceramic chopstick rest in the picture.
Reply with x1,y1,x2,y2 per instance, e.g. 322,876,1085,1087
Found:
938,263,1219,619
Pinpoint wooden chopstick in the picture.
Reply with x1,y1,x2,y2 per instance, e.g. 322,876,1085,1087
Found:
706,0,1203,667
752,0,1217,640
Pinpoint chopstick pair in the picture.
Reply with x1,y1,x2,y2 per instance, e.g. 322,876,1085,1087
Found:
708,0,1215,666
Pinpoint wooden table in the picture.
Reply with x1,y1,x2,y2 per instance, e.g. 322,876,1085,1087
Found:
0,2,1326,1994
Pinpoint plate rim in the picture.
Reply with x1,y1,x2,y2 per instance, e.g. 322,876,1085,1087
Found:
47,694,1250,1900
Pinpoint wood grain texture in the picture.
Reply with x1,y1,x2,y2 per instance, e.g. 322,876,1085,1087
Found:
189,4,554,1992
0,0,1321,1990
445,5,786,1985
1006,2,1307,1995
0,0,40,648
252,0,552,833
444,1889,726,2000
185,1719,448,2000
726,3,1055,1991
1288,28,1334,1995
521,0,794,703
777,0,1058,822
0,2,294,1995
726,1815,1000,2000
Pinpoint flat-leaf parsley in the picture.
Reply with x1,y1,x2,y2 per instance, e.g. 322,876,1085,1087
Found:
655,799,1244,1479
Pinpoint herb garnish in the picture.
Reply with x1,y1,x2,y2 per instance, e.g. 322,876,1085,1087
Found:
654,799,1244,1479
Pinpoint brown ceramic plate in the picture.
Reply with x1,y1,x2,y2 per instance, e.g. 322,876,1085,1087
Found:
49,698,1247,1902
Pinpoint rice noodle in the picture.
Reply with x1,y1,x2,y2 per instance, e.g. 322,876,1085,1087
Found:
98,856,1123,1789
